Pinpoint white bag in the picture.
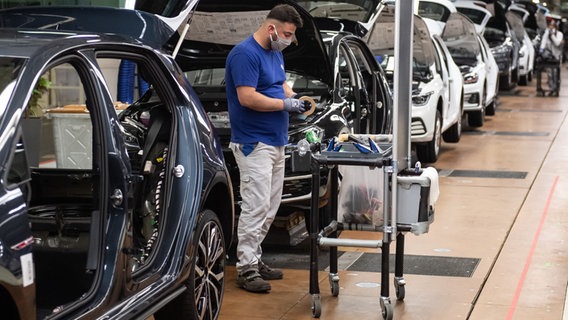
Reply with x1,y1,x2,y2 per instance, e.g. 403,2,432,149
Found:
337,165,384,227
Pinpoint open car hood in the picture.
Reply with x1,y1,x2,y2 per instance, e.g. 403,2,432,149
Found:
295,0,384,35
367,4,436,68
454,1,492,34
174,0,333,86
0,0,198,49
441,12,480,56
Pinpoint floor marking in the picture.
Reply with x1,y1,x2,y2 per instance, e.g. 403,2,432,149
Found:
507,176,559,320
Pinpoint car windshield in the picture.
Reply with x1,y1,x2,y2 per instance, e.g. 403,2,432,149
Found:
0,57,25,118
296,0,378,23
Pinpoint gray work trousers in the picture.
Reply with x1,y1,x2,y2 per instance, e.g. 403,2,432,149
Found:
229,142,285,274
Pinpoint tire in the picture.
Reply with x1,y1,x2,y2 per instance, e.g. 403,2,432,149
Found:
527,70,532,83
155,210,226,320
485,100,496,116
442,114,462,143
443,93,463,143
467,109,484,127
416,110,441,163
518,74,527,86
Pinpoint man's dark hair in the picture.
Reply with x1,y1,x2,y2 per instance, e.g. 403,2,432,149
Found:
267,4,303,28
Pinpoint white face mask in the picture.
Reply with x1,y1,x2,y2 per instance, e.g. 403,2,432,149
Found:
269,25,292,52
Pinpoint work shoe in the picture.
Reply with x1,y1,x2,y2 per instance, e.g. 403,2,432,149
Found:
237,270,271,293
259,262,283,280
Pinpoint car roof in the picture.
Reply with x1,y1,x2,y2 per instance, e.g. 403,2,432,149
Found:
175,0,333,86
0,28,137,59
0,6,179,49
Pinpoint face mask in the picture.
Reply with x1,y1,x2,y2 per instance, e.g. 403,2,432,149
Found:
269,25,292,52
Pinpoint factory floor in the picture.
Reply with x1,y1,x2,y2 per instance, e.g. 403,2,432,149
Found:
218,70,568,320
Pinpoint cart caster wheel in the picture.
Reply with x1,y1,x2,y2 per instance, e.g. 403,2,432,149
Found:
311,295,321,318
381,302,393,320
329,273,340,297
395,283,405,300
331,281,339,296
394,277,406,300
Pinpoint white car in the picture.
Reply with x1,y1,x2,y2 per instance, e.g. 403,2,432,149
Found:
477,33,500,116
506,8,535,85
452,2,500,117
456,0,521,91
372,9,451,162
424,18,464,143
441,12,488,127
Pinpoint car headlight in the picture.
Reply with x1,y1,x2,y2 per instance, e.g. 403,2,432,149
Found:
491,45,511,56
463,72,479,84
412,91,433,106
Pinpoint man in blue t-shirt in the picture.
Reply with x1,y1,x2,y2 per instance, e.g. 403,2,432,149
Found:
225,4,306,293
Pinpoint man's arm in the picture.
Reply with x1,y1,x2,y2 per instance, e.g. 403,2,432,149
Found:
236,86,285,112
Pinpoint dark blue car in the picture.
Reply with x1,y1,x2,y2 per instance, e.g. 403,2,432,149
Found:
0,2,234,319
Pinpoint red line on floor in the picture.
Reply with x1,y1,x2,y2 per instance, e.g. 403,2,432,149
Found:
506,176,559,320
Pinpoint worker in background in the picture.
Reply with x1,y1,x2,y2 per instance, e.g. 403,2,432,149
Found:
539,19,564,96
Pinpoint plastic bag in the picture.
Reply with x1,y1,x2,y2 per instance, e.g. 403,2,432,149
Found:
337,165,384,227
538,48,560,65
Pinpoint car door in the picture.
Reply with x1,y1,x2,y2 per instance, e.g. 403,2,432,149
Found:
478,34,499,103
342,35,393,135
15,50,130,319
432,35,462,132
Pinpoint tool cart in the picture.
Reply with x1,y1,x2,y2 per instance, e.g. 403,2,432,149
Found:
301,2,438,318
305,134,437,319
535,50,561,97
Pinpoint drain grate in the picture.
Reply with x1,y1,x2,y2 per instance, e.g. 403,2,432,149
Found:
438,169,527,179
229,250,480,278
346,253,480,278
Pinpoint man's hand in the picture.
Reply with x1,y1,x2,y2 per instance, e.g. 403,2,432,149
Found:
283,98,307,113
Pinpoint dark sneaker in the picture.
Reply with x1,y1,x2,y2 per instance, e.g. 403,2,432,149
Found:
259,262,283,280
237,270,271,293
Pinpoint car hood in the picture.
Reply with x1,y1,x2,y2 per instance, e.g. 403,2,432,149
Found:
505,11,527,41
367,4,436,67
295,0,384,34
175,0,333,86
454,1,492,34
441,12,480,56
0,0,198,49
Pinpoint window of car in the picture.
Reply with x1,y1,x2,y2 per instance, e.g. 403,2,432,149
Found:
18,62,93,170
418,1,452,22
456,7,487,25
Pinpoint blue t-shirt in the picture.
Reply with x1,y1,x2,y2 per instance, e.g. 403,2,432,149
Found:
225,35,289,146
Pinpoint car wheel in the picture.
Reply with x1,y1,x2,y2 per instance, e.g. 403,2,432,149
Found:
155,210,225,320
467,108,484,127
442,111,462,143
416,110,441,163
519,74,527,86
527,70,533,82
